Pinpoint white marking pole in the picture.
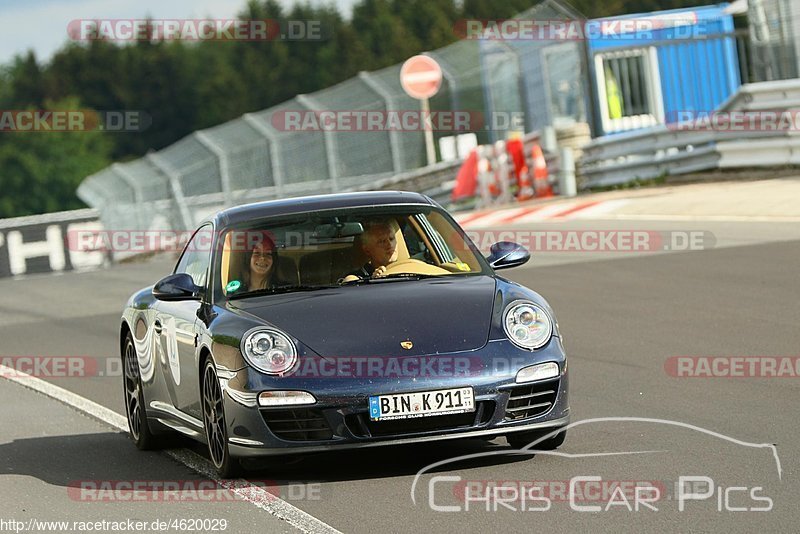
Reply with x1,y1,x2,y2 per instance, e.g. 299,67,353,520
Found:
421,97,436,166
0,364,342,534
558,147,577,197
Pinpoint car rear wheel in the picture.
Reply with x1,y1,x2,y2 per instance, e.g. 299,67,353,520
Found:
123,332,163,450
506,428,567,450
202,357,242,478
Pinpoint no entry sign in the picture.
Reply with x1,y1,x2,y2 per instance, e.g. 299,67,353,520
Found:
400,55,443,100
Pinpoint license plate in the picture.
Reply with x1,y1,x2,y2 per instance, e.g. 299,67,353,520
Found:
369,387,474,421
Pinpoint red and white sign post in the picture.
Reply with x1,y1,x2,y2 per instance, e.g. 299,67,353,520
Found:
400,55,443,166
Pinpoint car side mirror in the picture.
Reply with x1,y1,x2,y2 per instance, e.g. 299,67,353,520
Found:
153,273,201,301
486,241,530,270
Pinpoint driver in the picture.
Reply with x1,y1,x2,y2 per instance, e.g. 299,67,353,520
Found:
340,218,399,283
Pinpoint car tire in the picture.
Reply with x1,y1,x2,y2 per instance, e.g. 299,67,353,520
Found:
506,428,567,450
123,332,164,450
202,356,242,479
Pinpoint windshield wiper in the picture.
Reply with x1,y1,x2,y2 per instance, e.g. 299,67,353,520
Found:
379,273,441,280
340,273,440,285
228,284,337,299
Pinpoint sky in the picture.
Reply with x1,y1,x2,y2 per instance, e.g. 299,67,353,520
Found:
0,0,359,65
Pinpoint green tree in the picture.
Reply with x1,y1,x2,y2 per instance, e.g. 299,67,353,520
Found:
393,0,459,51
351,0,421,69
7,51,46,108
0,99,113,217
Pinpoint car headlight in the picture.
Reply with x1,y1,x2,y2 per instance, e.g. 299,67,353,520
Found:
241,328,298,375
503,301,553,350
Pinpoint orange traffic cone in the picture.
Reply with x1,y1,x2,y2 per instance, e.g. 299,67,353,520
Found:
531,143,552,198
488,169,501,197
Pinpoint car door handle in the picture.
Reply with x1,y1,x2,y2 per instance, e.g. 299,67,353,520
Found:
153,320,163,335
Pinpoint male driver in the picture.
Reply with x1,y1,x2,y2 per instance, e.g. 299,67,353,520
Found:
341,219,399,282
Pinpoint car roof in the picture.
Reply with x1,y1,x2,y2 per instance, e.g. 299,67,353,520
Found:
210,191,437,228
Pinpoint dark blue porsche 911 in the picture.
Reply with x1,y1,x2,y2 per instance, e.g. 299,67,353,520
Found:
120,191,569,477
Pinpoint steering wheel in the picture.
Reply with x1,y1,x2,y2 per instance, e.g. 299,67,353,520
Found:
381,258,450,276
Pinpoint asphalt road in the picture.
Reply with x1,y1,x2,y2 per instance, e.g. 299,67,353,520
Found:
0,219,798,533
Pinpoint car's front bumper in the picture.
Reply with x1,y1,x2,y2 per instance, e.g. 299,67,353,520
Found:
220,337,570,457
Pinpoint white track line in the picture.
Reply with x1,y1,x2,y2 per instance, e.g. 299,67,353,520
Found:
0,364,342,534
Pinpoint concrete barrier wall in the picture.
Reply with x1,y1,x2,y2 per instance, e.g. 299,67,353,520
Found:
0,209,108,278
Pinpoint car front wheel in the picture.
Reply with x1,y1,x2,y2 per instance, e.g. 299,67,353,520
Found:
123,332,164,450
202,357,241,478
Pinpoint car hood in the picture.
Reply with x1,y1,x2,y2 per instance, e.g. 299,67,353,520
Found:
227,275,497,357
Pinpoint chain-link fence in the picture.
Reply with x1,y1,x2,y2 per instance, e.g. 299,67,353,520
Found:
76,0,586,237
748,0,800,81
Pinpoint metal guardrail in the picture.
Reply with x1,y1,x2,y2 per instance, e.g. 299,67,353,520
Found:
578,80,800,187
721,78,800,111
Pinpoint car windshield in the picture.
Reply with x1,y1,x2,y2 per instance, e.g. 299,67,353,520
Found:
219,206,490,298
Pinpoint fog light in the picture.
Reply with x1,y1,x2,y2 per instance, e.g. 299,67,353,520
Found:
515,362,560,384
258,391,316,407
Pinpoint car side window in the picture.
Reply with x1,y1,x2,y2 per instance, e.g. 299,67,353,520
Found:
415,213,457,263
175,224,213,289
402,220,433,263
